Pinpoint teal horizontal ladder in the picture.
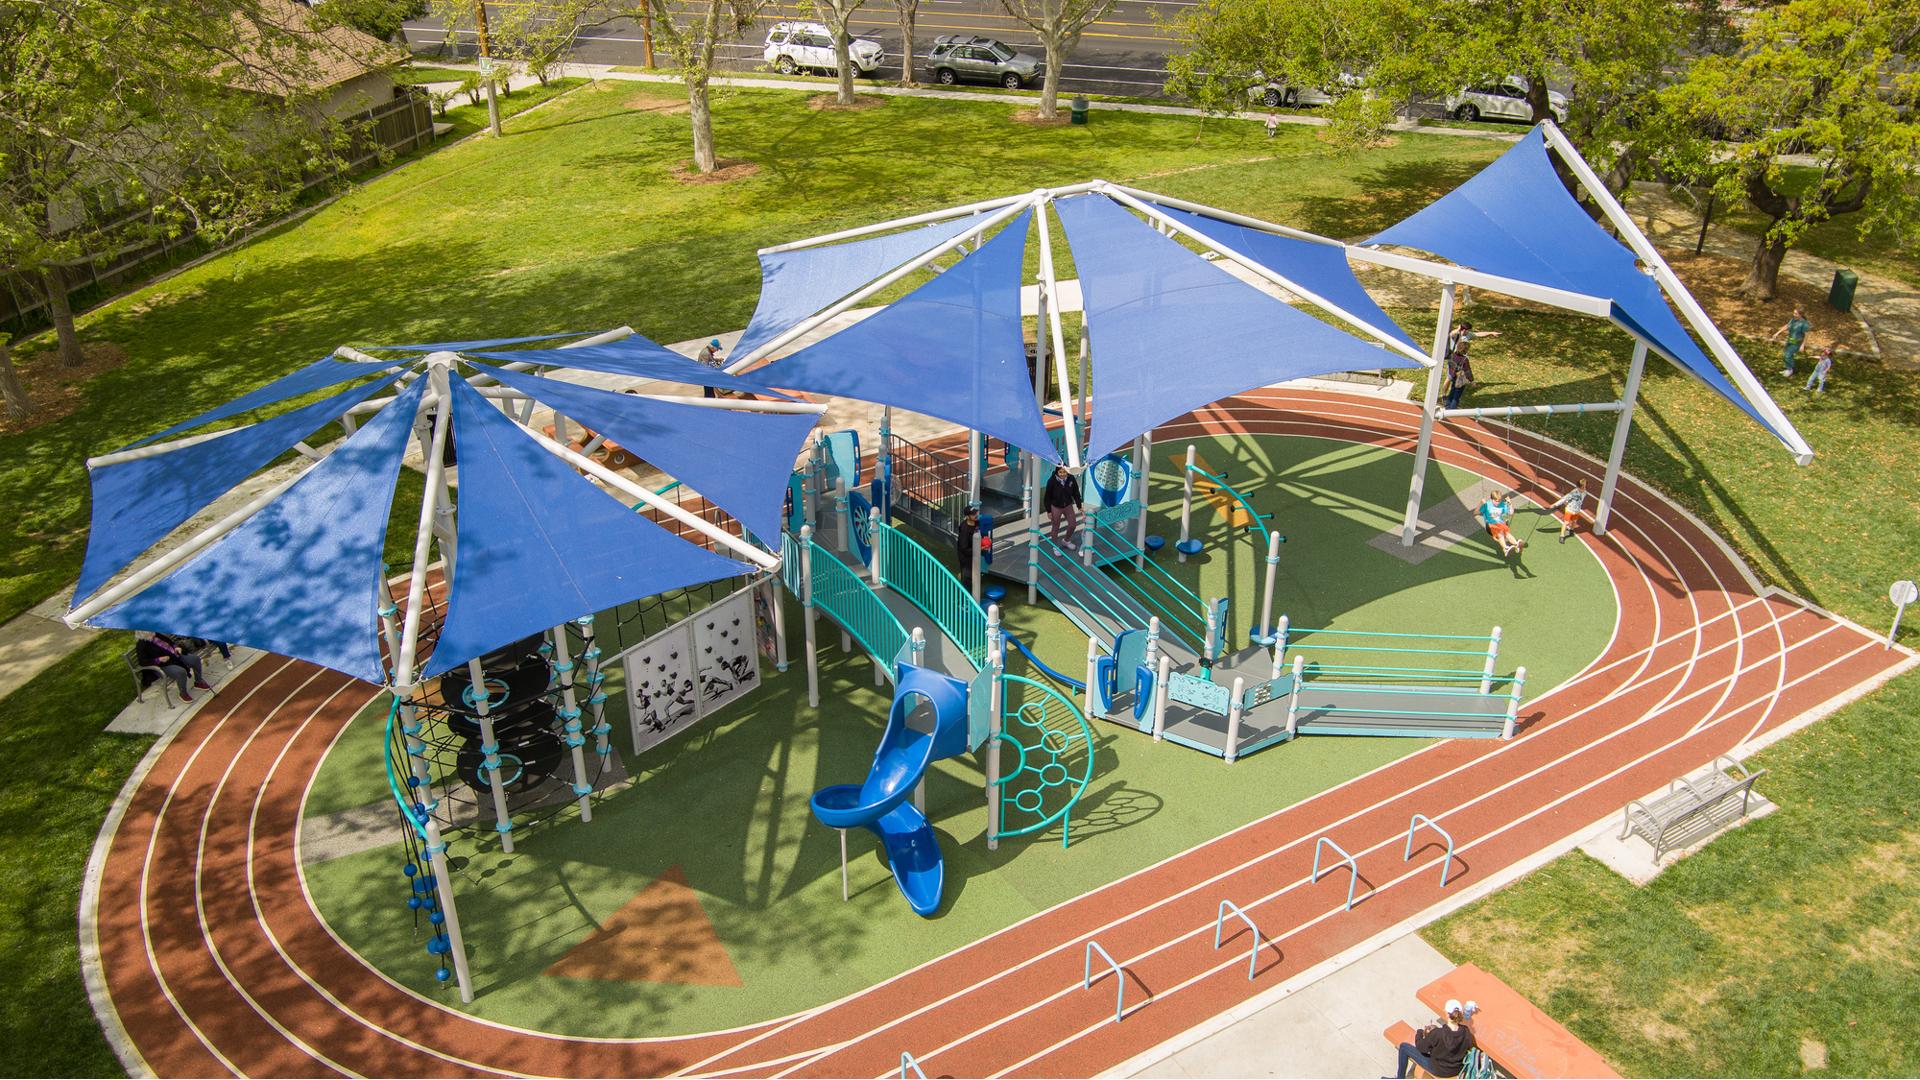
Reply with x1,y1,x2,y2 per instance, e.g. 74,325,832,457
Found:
1086,518,1205,648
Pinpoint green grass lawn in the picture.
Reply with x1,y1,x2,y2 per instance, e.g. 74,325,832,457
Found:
1668,171,1920,291
300,434,1613,1036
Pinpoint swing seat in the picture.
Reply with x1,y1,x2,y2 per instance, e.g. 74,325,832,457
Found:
1175,539,1203,557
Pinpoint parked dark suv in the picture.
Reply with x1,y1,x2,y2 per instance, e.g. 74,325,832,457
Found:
927,36,1044,89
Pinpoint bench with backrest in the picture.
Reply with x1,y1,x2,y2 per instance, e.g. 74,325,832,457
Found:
1620,754,1766,861
124,638,233,709
1382,963,1619,1079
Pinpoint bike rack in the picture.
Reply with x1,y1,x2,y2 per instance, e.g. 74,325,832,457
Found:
1405,814,1456,887
1214,899,1262,980
1311,835,1363,910
1084,940,1125,1023
900,1051,927,1079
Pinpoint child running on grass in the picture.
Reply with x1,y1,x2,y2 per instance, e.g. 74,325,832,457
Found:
1547,479,1591,544
1477,492,1523,556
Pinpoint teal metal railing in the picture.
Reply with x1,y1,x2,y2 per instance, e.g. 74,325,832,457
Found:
1086,518,1206,646
991,674,1095,847
875,521,988,669
383,696,428,839
1187,464,1275,547
780,530,804,597
807,534,909,673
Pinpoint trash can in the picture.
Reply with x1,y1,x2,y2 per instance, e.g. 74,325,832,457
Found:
1829,268,1859,313
1070,96,1089,125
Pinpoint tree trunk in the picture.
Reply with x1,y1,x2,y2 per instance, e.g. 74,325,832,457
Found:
1038,40,1062,119
1743,224,1788,301
43,267,85,367
896,6,916,86
1525,74,1552,125
0,336,30,421
835,31,855,103
688,77,717,172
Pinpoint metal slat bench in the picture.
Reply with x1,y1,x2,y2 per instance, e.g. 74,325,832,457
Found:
1620,755,1767,861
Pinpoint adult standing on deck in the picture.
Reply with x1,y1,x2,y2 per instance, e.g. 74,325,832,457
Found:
1770,305,1811,376
1044,465,1083,549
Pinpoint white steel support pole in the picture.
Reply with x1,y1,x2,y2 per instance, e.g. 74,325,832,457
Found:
1083,637,1100,719
1026,447,1041,605
576,615,609,756
1255,531,1282,645
985,604,1004,852
548,624,594,822
770,578,789,673
839,829,849,901
393,360,457,686
1402,284,1456,547
1224,677,1247,764
1178,445,1196,562
1286,655,1305,737
1204,598,1222,669
1077,336,1090,445
1152,655,1172,740
1504,666,1527,739
1480,626,1503,696
465,656,515,853
1034,200,1084,468
801,525,819,708
969,430,984,602
1594,341,1647,537
911,627,928,811
1274,615,1290,671
869,506,885,586
1135,433,1152,569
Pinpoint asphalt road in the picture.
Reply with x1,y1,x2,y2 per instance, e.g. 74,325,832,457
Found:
402,0,1193,97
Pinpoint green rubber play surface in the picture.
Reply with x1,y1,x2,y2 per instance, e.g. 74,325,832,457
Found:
301,434,1614,1037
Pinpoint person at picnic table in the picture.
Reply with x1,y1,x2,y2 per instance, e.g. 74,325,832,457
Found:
1478,491,1523,556
1043,465,1084,549
136,630,212,703
1547,479,1590,544
1442,321,1499,410
697,338,725,399
1770,304,1811,375
1390,998,1477,1078
1804,344,1835,394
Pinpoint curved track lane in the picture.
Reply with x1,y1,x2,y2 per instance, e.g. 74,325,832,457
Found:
87,390,1915,1078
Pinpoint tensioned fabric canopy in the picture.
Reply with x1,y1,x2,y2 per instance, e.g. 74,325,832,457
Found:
465,337,790,396
1154,206,1421,353
125,355,400,449
732,213,988,362
1056,194,1420,460
1365,127,1783,442
754,209,1058,461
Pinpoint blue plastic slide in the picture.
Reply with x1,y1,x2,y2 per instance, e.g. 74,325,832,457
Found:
809,663,972,917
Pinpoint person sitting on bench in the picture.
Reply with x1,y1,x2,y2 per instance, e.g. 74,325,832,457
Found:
1391,999,1476,1078
1477,492,1523,556
136,631,212,703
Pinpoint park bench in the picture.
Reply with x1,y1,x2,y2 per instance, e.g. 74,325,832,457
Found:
1619,754,1766,861
1382,963,1619,1078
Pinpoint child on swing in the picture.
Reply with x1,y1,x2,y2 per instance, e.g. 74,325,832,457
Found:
1477,492,1524,556
1547,479,1591,544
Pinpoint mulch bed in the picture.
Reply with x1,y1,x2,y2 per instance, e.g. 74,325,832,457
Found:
0,341,129,435
671,159,761,184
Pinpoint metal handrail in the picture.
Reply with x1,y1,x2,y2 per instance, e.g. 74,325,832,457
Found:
1185,463,1275,546
875,520,987,668
1405,814,1457,887
806,535,908,672
900,1051,927,1079
1088,518,1206,643
1312,835,1364,910
1214,899,1262,980
1084,940,1125,1023
1288,626,1497,641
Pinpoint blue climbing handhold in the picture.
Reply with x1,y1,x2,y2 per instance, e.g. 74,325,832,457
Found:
435,967,452,982
407,896,423,910
426,939,445,955
406,775,420,788
403,862,418,877
429,911,444,925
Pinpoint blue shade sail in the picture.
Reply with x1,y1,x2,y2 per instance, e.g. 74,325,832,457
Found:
421,378,751,678
1365,126,1785,442
475,364,819,542
465,337,789,397
91,380,426,683
366,331,594,351
733,214,991,362
1154,206,1421,351
124,356,403,449
75,372,406,604
753,210,1058,462
1055,195,1417,460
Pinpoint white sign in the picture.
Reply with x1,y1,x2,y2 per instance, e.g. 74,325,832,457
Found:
477,56,494,77
1891,580,1918,606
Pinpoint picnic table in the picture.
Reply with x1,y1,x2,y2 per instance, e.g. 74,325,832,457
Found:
1383,963,1619,1079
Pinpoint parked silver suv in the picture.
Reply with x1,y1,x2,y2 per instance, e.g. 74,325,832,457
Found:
926,36,1043,89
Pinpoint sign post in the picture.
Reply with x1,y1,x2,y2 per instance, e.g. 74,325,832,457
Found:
1889,580,1917,649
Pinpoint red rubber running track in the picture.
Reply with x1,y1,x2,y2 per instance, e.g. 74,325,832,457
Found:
84,390,1916,1078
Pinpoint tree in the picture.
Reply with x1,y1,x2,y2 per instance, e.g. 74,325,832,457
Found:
489,0,596,86
892,0,921,87
1,0,360,367
999,0,1119,119
812,0,869,104
0,334,27,421
1661,0,1920,299
318,0,427,42
622,0,769,171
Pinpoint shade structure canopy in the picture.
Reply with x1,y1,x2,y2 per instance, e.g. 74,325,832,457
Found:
1056,193,1420,460
1364,127,1790,446
754,209,1059,462
124,355,402,449
71,331,808,686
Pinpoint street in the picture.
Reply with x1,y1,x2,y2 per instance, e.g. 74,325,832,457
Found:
402,0,1192,97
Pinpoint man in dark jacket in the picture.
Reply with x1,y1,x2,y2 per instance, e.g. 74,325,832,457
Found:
1044,465,1083,549
956,506,980,587
1392,999,1476,1078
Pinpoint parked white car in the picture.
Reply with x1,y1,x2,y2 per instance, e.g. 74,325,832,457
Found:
1444,78,1568,124
1246,71,1362,108
764,21,885,76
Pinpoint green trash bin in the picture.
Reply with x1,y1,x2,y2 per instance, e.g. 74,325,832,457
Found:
1829,269,1859,313
1070,96,1089,125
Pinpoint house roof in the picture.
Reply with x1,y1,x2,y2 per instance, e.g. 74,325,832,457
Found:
221,0,407,99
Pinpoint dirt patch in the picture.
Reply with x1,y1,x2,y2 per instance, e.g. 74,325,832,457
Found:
1663,250,1871,355
806,92,886,111
671,158,761,184
625,93,690,115
1011,109,1071,126
0,340,130,434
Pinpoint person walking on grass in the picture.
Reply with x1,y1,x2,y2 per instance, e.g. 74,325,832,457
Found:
1443,321,1498,410
1390,999,1476,1078
1547,479,1590,544
1805,345,1835,394
1771,304,1811,375
1044,465,1084,549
